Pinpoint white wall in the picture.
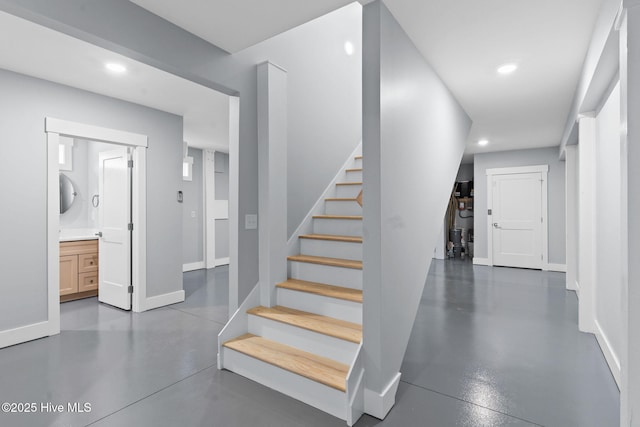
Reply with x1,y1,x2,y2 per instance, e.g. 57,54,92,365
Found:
0,68,183,331
474,147,566,265
232,3,362,238
183,147,204,264
594,81,622,384
362,1,471,416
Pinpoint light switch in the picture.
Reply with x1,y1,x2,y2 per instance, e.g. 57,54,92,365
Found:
245,214,258,230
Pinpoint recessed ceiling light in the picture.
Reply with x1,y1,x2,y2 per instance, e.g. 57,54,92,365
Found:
478,139,489,146
497,63,518,75
344,41,355,56
105,62,127,74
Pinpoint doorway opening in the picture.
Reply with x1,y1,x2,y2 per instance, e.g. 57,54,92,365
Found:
46,118,148,336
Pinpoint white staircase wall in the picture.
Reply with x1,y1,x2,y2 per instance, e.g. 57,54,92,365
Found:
345,170,363,182
300,238,363,261
361,1,472,419
289,261,362,289
277,287,362,323
287,142,362,257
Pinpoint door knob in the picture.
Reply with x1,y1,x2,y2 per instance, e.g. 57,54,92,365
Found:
493,223,499,228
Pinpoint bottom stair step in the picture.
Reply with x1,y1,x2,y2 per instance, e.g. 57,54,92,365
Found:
223,333,348,391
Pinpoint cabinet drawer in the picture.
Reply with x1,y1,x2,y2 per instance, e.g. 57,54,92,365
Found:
60,239,98,256
78,272,98,292
78,253,99,273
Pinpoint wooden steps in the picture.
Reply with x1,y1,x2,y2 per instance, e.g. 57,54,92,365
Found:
312,214,362,220
223,333,349,391
277,279,363,303
346,168,363,172
336,182,362,186
247,306,362,343
325,197,359,202
355,155,362,160
299,234,362,243
288,254,362,270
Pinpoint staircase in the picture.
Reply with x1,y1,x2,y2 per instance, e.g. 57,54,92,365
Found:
219,155,364,424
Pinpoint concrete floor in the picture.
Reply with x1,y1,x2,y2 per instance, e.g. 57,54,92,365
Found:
0,261,619,426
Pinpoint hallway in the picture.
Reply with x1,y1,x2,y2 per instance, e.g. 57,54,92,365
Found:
0,262,619,426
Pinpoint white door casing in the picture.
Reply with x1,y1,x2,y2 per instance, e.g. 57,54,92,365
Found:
487,165,549,270
98,148,132,310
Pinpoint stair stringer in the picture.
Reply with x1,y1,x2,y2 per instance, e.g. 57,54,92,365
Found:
217,282,260,369
287,141,362,257
346,343,365,426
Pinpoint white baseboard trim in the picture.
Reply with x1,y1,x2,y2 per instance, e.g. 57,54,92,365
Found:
215,257,230,267
0,321,52,349
144,290,185,311
183,261,205,272
364,372,401,419
594,319,621,388
546,263,567,273
472,257,490,266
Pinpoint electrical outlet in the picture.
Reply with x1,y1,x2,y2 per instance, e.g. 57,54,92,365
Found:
245,214,258,230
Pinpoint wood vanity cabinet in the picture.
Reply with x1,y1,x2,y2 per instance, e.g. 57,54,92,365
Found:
60,240,99,302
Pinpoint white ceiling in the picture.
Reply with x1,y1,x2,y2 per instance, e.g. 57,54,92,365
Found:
131,0,604,162
0,11,229,151
129,0,357,53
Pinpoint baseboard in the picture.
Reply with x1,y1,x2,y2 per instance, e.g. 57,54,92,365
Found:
546,263,567,273
594,319,621,388
144,290,185,311
215,257,230,267
472,257,490,266
364,372,401,419
0,321,51,349
183,261,205,272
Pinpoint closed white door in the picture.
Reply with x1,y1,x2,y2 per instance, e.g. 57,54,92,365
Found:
492,172,542,269
98,148,132,310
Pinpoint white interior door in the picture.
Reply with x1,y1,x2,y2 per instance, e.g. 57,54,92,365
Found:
98,147,132,310
492,172,543,269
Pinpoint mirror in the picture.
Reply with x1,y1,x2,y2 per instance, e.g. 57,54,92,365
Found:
60,173,77,214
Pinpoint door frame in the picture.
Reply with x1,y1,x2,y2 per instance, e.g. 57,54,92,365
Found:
486,164,549,270
46,117,148,337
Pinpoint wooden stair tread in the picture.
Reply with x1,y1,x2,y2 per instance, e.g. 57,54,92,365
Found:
223,333,349,391
299,234,362,243
336,182,362,186
346,168,363,172
288,254,362,270
312,214,362,220
277,279,363,303
325,197,359,202
247,306,362,343
355,155,363,160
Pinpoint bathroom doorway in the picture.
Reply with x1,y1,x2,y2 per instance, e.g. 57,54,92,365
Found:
46,118,148,336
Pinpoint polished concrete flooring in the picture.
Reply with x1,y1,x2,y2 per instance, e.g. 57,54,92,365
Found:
0,261,619,426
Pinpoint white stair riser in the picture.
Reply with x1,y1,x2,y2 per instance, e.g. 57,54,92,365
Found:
222,348,347,421
248,316,358,365
301,238,362,261
289,261,362,289
345,170,362,182
277,287,362,324
353,158,362,169
325,200,362,216
313,218,362,236
336,184,362,198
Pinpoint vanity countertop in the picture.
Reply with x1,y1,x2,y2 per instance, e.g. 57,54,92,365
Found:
59,228,99,242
